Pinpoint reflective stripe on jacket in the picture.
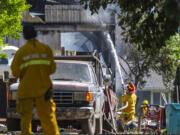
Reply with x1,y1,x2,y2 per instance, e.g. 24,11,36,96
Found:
11,38,56,99
20,60,51,70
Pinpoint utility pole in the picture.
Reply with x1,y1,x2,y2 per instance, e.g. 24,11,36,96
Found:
177,85,179,103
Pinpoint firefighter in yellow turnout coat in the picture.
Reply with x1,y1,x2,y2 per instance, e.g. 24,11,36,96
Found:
11,24,59,135
120,82,137,123
141,100,149,116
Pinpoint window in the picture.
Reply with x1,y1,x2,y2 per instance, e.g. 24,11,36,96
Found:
61,32,94,52
90,66,98,85
153,92,160,105
51,62,91,83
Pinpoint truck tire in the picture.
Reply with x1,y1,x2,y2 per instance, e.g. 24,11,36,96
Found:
95,114,103,134
7,118,20,131
82,114,96,135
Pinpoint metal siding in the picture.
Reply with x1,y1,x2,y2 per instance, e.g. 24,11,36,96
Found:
45,5,97,24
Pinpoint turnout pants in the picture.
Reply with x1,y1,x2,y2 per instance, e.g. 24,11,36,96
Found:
121,112,135,123
17,96,60,135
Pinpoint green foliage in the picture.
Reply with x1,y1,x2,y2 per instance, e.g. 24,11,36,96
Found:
154,33,180,87
80,0,180,52
118,0,179,52
80,0,180,88
0,0,29,56
0,0,29,38
165,33,180,61
0,38,8,59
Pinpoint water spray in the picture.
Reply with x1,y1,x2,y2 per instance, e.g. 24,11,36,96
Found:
104,32,125,92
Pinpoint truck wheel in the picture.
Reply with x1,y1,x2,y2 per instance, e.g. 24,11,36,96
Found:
82,115,96,135
95,114,103,134
7,118,20,131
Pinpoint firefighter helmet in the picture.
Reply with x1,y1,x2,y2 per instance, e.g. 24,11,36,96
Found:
142,100,149,105
127,82,136,93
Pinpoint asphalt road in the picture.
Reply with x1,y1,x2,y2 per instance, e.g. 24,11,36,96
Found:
0,118,82,135
0,132,79,135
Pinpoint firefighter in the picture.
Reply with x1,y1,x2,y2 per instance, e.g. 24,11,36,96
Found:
141,100,149,116
119,82,137,123
11,24,60,135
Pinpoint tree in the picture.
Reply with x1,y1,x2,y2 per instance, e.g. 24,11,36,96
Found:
119,44,154,88
80,0,180,90
80,0,180,53
119,33,180,89
0,0,29,58
154,33,180,87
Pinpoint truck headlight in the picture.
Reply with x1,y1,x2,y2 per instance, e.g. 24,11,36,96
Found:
74,92,92,102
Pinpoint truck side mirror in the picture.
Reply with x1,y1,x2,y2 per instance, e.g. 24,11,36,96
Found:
103,74,111,86
3,71,9,82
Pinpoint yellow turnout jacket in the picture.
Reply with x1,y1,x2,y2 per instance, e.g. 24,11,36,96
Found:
11,38,56,99
120,93,137,114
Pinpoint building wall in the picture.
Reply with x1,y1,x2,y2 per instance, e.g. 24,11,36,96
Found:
135,90,171,113
5,31,61,51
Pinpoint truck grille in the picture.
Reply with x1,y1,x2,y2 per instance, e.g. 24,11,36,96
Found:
53,91,73,106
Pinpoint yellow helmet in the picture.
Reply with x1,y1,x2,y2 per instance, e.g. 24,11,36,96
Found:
142,100,148,105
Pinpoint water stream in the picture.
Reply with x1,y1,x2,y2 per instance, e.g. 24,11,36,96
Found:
103,32,125,91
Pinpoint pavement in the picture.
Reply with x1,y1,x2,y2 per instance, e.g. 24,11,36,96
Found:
0,119,81,135
0,132,80,135
0,133,79,135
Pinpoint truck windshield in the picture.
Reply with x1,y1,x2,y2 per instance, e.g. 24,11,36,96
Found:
51,62,91,83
